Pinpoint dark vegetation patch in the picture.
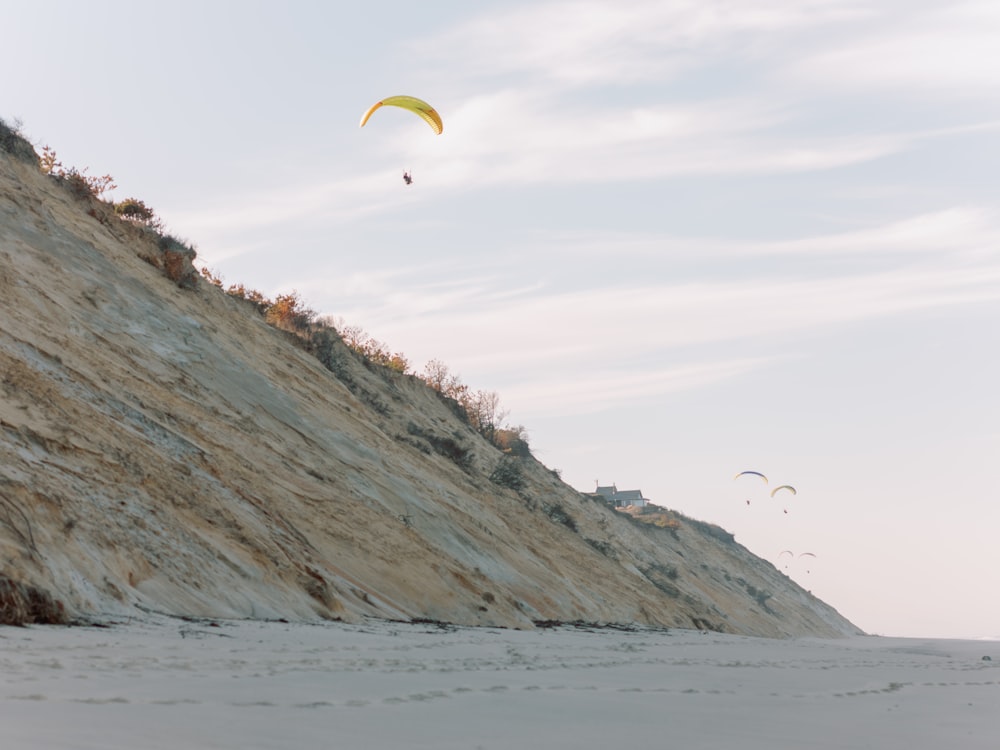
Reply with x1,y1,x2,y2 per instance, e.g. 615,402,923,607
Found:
689,617,726,632
433,389,473,423
736,578,776,614
585,537,617,558
0,575,68,625
642,563,682,599
407,423,473,470
542,502,577,532
158,234,199,289
488,454,525,490
493,428,532,457
0,118,37,164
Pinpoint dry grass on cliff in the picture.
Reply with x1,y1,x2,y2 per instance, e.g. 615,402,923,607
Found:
0,575,68,625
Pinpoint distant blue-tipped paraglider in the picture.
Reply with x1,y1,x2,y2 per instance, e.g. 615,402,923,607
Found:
734,470,768,483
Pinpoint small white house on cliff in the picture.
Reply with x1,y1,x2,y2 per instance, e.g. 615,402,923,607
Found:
590,484,649,508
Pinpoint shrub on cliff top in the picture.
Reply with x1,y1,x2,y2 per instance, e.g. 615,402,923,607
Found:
40,145,117,200
114,197,163,231
0,117,38,164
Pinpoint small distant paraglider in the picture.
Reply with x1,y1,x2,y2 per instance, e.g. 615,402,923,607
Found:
360,95,443,187
776,550,817,573
733,470,799,512
734,471,767,505
734,470,768,484
770,484,796,513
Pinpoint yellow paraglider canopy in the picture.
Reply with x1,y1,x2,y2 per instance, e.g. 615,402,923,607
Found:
359,96,443,135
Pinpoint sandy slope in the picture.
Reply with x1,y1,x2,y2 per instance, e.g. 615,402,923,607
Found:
1,142,858,636
1,617,997,750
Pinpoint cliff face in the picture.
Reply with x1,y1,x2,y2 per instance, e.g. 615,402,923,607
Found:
0,143,861,636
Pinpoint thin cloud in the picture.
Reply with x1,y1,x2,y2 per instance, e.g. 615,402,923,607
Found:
498,357,778,417
389,91,920,190
761,208,1000,257
297,268,546,324
433,99,1000,188
305,199,1000,416
419,0,872,87
389,260,1000,416
166,172,400,236
348,250,1000,387
519,206,1000,260
784,1,1000,96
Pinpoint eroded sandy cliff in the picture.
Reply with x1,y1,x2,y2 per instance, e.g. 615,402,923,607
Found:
0,138,860,636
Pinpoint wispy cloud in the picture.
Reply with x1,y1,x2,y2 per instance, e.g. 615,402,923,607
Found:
514,206,1000,261
430,92,910,185
290,199,999,419
416,261,1000,416
441,265,997,355
419,0,871,87
498,357,777,417
402,0,998,189
424,0,998,102
166,171,401,239
710,207,1000,259
785,1,1000,96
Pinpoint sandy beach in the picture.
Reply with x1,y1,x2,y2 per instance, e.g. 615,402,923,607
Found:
1,616,996,749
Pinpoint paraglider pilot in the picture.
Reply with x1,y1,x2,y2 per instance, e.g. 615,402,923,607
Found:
403,171,413,185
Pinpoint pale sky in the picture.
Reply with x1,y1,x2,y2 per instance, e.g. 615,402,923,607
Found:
5,0,999,639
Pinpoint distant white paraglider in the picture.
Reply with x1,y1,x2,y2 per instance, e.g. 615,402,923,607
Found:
769,484,797,513
798,552,816,573
776,550,817,573
736,471,768,506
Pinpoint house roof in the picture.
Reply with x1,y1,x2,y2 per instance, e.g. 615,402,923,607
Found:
616,489,645,501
